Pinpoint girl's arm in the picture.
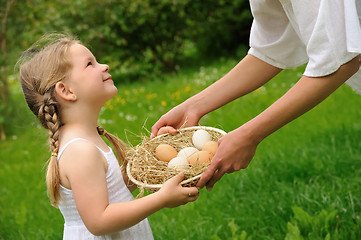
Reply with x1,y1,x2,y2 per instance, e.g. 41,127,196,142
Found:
197,55,361,190
61,141,198,236
98,174,190,234
151,54,282,136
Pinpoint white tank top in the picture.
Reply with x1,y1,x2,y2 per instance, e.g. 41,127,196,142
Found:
57,138,154,240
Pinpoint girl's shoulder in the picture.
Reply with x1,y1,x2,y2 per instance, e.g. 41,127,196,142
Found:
58,139,108,189
60,138,100,156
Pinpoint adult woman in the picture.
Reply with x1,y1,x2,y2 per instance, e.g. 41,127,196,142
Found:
152,0,361,191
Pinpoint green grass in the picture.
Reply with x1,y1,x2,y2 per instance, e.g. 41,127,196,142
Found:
1,56,361,239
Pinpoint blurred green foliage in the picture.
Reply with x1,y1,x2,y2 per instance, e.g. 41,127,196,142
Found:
7,0,252,80
1,0,251,137
285,206,339,239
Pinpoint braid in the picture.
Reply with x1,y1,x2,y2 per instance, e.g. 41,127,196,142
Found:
40,91,62,206
17,34,80,207
97,125,127,167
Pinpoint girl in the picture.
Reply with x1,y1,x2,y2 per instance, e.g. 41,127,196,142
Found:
18,34,199,239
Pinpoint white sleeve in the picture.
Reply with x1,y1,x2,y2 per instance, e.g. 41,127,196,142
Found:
248,0,361,94
248,0,308,69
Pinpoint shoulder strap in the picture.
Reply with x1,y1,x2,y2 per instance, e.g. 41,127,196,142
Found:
57,138,88,160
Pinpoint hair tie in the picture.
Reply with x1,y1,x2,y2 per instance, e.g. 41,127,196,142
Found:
97,126,106,135
51,152,58,157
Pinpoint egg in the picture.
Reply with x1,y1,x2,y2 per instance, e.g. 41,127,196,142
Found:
158,126,177,136
188,151,213,166
202,141,218,155
168,156,189,170
155,144,178,162
192,129,212,150
177,147,199,159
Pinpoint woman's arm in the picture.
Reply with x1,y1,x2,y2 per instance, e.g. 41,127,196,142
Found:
152,54,282,136
242,56,361,144
185,54,282,118
197,55,361,190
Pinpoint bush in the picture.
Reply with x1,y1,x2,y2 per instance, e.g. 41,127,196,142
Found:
1,0,252,137
10,0,252,82
184,0,252,57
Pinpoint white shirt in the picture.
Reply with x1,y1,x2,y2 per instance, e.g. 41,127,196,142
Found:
248,0,361,94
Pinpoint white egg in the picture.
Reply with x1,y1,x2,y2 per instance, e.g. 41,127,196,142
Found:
177,147,199,159
192,129,212,150
168,156,189,170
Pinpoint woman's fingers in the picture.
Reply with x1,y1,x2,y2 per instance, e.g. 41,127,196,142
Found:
196,160,219,189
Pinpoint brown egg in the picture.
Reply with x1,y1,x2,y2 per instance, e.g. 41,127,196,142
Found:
188,151,213,166
155,144,178,162
202,141,218,155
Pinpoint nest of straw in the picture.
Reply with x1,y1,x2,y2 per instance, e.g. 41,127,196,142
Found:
126,126,226,194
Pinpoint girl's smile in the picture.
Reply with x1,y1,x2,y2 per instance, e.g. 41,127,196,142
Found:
103,75,113,82
67,43,117,105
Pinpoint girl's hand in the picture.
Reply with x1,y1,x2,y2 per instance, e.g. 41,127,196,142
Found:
196,127,259,191
157,173,199,208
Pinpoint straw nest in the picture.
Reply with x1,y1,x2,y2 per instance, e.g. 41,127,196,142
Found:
126,126,226,194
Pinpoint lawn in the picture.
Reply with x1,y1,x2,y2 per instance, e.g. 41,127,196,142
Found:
1,56,361,239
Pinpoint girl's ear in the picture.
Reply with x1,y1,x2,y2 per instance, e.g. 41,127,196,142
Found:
55,82,77,101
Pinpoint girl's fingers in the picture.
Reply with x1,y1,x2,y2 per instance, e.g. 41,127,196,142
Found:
170,172,185,184
187,187,199,197
186,187,199,202
187,195,198,202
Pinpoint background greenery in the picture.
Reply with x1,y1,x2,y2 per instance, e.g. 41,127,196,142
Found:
1,1,361,239
0,0,252,138
1,59,361,239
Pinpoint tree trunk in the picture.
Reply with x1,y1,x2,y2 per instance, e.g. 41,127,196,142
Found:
0,0,15,140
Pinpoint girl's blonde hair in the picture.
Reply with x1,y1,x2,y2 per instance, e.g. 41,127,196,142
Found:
18,34,127,206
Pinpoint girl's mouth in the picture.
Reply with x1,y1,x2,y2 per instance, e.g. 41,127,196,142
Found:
104,76,112,82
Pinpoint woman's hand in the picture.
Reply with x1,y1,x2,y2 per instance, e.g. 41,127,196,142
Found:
151,104,200,138
151,55,281,139
157,173,199,208
196,55,361,191
196,127,260,191
156,126,178,136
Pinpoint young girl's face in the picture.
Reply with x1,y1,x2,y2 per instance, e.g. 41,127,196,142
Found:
67,43,117,105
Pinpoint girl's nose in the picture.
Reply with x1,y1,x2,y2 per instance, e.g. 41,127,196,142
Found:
102,64,109,72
